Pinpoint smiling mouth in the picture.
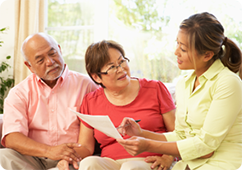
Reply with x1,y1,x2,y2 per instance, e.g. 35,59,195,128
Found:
118,74,126,80
177,58,183,64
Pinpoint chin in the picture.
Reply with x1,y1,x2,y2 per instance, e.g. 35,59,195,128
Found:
178,65,190,70
44,73,62,81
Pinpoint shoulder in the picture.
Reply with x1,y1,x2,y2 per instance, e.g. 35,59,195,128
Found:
67,70,92,82
138,78,173,99
216,68,240,81
83,87,103,101
138,78,166,89
67,70,98,88
9,74,35,93
214,68,242,91
5,74,36,102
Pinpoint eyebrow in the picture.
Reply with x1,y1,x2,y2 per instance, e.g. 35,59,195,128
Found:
180,42,187,47
176,38,187,47
34,47,55,60
106,55,122,66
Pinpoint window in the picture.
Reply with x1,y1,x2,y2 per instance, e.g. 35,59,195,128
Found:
46,0,242,83
45,0,109,73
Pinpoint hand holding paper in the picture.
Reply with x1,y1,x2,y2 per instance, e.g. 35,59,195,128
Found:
71,109,123,139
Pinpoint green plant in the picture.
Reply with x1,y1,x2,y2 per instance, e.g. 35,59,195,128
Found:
0,27,14,113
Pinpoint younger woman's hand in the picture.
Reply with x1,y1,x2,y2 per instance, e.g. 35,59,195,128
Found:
117,117,142,136
117,136,148,156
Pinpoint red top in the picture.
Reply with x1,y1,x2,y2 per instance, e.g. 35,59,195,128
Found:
80,78,175,160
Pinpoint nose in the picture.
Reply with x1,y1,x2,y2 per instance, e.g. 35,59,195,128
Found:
174,44,179,56
116,64,124,73
46,56,55,66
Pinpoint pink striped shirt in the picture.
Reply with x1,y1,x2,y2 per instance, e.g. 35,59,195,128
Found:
1,65,98,147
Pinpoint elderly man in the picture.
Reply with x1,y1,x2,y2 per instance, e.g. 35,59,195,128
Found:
0,33,98,170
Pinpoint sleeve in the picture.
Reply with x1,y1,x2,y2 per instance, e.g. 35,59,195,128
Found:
163,131,183,142
163,78,187,141
177,74,242,161
76,75,99,112
85,77,100,94
156,81,176,114
80,94,94,129
1,88,29,147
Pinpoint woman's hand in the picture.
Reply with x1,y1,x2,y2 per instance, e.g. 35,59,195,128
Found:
57,159,80,170
45,143,82,162
145,155,174,170
117,117,142,137
57,160,70,170
117,136,148,156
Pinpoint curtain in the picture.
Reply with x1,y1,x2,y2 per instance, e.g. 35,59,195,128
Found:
14,0,45,85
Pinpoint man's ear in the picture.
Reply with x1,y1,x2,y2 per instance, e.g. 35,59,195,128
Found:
91,73,102,84
24,61,34,73
204,51,214,62
58,44,62,54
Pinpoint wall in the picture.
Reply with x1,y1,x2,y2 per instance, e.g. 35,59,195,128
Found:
0,0,14,79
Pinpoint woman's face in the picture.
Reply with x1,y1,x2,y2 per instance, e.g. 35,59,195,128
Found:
174,29,194,70
97,47,131,91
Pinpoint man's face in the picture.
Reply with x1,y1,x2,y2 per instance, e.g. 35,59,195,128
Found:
23,34,64,85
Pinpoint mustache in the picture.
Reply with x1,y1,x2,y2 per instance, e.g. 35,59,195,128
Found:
45,64,59,74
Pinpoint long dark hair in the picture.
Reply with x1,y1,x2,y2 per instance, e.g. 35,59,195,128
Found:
180,12,242,76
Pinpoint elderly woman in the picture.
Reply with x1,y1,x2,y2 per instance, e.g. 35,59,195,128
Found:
57,40,176,170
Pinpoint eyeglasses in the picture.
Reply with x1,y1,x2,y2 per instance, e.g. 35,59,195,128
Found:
98,58,129,75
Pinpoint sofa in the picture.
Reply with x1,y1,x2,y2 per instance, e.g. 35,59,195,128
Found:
0,114,3,148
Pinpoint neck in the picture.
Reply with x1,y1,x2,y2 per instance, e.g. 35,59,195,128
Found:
194,60,214,78
104,79,139,106
104,81,131,98
42,78,58,88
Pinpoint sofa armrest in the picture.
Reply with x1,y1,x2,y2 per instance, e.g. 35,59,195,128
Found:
0,114,3,148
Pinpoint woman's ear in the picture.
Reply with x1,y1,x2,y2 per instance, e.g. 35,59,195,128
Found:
91,74,102,84
204,51,214,62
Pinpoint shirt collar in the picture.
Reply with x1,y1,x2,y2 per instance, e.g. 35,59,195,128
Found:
185,59,224,83
60,64,69,83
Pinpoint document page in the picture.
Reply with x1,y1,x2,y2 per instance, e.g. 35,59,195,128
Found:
71,109,123,139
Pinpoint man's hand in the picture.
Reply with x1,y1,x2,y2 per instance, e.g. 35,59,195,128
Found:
45,143,82,162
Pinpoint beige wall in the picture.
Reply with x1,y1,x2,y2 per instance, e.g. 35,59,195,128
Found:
0,0,14,79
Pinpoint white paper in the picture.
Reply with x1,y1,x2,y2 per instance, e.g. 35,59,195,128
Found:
71,109,123,139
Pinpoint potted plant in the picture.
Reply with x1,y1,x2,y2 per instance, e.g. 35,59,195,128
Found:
0,27,14,113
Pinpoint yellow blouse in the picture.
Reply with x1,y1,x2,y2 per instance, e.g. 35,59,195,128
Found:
164,59,242,170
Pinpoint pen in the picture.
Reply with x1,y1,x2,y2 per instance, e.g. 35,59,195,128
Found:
116,119,141,129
